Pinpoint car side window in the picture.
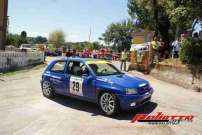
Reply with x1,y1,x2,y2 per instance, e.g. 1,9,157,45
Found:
68,61,89,76
51,61,66,73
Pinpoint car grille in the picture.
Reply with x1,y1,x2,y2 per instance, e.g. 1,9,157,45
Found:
138,96,151,105
137,84,150,95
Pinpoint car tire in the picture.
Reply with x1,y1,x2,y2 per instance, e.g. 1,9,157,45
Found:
99,92,119,116
42,81,54,98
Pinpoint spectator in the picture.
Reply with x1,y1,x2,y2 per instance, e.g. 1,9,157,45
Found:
79,51,83,57
92,49,97,59
66,49,71,57
151,36,160,62
171,38,181,58
159,38,165,58
120,49,128,71
76,50,80,57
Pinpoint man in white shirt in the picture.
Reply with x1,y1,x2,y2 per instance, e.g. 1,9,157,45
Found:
171,38,181,58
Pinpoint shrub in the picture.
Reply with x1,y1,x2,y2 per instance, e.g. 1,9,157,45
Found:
180,37,202,65
180,37,202,83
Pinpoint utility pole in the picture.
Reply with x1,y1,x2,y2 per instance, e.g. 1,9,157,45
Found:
88,27,91,42
0,0,8,50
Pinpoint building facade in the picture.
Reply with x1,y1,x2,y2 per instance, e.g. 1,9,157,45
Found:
0,0,8,50
131,30,154,44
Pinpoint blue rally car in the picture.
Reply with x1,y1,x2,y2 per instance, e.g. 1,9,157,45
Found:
41,58,153,116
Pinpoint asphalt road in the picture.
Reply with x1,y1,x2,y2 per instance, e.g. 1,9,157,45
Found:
0,57,202,135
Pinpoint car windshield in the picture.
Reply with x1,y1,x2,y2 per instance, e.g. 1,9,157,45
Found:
88,62,122,76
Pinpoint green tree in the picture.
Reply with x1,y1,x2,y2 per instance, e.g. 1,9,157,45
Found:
128,0,202,45
101,19,135,52
64,41,102,50
33,36,47,44
91,41,101,50
128,0,171,45
167,0,202,40
48,30,65,48
6,33,28,47
6,33,20,46
20,31,27,39
18,31,28,46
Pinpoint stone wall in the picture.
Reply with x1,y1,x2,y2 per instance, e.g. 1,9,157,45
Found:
150,63,202,91
0,51,44,72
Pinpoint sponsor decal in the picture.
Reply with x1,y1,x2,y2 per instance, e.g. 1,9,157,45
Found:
131,112,194,125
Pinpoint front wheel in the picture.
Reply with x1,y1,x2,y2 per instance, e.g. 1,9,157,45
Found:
99,92,119,116
42,81,54,98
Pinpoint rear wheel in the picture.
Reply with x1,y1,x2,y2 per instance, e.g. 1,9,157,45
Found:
99,92,119,116
42,81,54,98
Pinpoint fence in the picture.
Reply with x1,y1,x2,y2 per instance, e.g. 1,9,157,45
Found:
0,51,44,72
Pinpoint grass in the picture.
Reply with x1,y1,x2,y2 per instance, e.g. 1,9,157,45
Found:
0,63,47,77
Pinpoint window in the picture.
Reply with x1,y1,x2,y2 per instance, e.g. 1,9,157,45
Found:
88,63,122,76
68,61,88,76
51,61,66,73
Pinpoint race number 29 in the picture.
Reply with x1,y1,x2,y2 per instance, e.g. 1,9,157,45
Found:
72,81,79,92
70,76,83,96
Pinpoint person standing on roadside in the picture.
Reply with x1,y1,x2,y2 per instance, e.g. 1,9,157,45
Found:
159,38,165,58
120,49,128,71
151,36,160,63
92,49,97,59
171,38,181,58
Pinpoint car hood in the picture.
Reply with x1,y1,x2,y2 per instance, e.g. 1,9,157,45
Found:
96,73,148,88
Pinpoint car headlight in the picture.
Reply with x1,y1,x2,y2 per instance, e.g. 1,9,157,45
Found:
126,88,138,95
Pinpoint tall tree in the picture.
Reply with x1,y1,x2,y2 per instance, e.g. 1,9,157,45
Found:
48,30,65,48
18,31,28,47
101,19,135,52
6,33,20,46
20,31,27,39
168,0,202,37
128,0,171,47
128,0,202,45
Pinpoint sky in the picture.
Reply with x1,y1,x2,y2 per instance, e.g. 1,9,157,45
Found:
8,0,129,42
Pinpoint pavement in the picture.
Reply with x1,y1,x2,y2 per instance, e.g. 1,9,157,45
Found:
0,57,202,135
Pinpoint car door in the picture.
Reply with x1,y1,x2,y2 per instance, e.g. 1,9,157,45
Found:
81,63,96,101
49,61,67,94
66,61,96,101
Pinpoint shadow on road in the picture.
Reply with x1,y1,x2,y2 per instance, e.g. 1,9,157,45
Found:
50,94,158,121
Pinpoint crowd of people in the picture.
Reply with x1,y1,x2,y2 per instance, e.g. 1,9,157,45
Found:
62,48,120,61
150,34,188,63
44,32,201,72
64,48,130,72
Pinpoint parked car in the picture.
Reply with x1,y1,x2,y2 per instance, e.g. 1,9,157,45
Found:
41,58,154,116
19,44,32,52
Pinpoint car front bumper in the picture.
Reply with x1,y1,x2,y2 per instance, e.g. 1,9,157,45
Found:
117,88,153,110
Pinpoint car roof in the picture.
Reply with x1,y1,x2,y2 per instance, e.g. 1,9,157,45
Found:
53,57,104,63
